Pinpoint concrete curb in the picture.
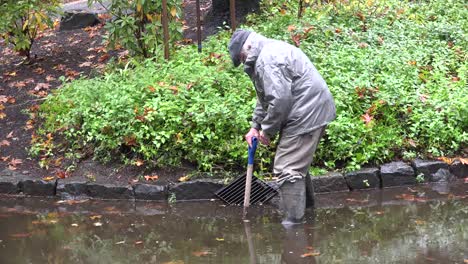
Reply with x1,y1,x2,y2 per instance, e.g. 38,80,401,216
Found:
0,160,466,201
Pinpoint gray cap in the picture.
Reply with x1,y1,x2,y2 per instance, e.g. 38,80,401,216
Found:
228,29,252,67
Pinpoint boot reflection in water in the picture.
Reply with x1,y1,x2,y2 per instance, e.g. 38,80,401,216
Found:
281,224,317,264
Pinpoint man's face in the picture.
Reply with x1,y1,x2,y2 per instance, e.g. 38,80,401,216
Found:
239,44,251,64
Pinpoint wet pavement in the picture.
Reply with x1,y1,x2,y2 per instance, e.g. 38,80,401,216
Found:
0,183,467,264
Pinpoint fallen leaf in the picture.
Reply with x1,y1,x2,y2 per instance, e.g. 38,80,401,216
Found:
464,178,468,184
93,222,103,227
215,238,224,241
134,241,144,245
144,175,159,181
346,198,369,204
56,170,68,179
301,251,321,257
33,67,45,75
79,61,93,68
178,176,189,182
437,156,454,165
65,69,80,78
0,156,10,162
459,158,468,165
414,220,426,225
375,211,384,215
71,223,79,227
98,54,110,62
287,25,296,32
0,112,6,119
34,83,51,91
0,95,7,103
11,81,26,88
42,176,55,181
361,113,373,125
6,131,13,138
86,55,96,60
45,75,56,82
0,140,10,147
90,215,102,220
10,233,31,238
192,251,211,257
395,193,415,201
463,259,468,264
54,64,66,71
419,94,428,103
115,241,125,245
5,71,17,76
134,159,144,167
7,97,15,104
8,158,22,169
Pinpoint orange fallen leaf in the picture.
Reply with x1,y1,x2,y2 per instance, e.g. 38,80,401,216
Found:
42,176,55,181
178,176,189,182
463,259,468,263
90,215,102,220
33,67,45,75
0,140,10,147
459,158,468,165
192,251,211,257
437,156,454,165
0,112,6,119
464,178,468,184
144,175,159,181
301,251,321,258
98,54,110,62
134,159,144,166
56,170,68,179
34,82,51,91
10,233,31,238
79,61,93,67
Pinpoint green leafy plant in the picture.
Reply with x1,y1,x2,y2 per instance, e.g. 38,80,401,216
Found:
89,0,183,58
0,0,60,59
416,173,425,183
36,0,467,176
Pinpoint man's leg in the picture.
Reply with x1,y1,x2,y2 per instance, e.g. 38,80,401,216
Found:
274,126,325,225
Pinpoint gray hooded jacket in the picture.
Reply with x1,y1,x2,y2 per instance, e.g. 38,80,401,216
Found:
243,32,336,137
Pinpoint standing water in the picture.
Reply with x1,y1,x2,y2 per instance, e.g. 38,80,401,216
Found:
0,184,467,263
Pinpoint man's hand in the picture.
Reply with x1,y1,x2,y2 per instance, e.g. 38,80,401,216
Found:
259,131,270,146
245,128,259,147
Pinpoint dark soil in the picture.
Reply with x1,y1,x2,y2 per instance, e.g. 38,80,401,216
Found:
0,1,256,186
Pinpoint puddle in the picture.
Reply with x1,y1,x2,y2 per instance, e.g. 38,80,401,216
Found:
0,184,467,263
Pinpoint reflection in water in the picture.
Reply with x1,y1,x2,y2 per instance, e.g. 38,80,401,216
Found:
0,184,467,263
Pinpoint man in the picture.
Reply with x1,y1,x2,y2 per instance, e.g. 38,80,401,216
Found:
228,29,336,225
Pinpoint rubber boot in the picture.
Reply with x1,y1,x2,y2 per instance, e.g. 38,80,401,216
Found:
279,177,306,226
305,172,315,208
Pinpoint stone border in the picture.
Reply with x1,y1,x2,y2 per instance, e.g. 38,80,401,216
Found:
0,159,466,201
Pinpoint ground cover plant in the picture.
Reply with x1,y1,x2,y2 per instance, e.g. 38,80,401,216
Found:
36,0,467,174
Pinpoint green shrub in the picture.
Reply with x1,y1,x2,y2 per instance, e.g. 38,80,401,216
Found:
37,0,467,173
0,0,61,58
89,0,182,58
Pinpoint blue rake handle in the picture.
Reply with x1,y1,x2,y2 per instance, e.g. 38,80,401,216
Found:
248,137,258,165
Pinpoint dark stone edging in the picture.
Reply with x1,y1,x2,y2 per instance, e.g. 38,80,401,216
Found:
0,159,466,201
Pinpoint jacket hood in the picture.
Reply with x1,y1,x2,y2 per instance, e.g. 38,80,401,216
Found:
243,32,270,76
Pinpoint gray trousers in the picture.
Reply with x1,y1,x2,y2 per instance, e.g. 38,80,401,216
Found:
274,126,325,224
274,126,325,178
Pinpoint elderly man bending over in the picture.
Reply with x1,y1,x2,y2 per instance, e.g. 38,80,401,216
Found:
229,30,336,225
